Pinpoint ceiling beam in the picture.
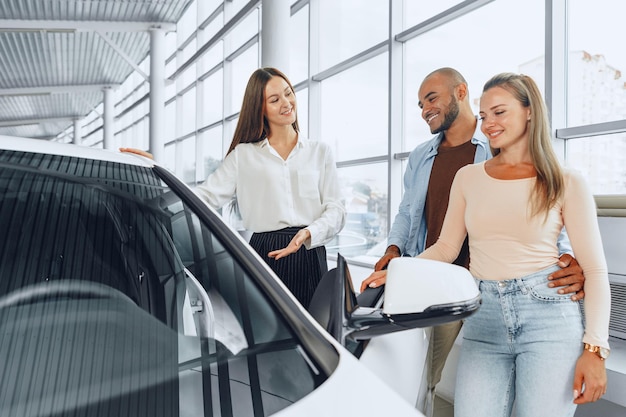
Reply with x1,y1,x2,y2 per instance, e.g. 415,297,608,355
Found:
0,84,120,96
0,19,176,33
96,31,149,80
0,116,76,127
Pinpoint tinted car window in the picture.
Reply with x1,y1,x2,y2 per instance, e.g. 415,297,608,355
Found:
0,150,329,416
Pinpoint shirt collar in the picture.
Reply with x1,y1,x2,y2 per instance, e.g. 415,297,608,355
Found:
258,136,306,148
258,138,270,148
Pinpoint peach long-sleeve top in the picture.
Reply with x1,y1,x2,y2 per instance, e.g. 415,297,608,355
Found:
419,161,610,348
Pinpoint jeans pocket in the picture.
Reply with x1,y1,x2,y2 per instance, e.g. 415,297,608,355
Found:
528,281,574,302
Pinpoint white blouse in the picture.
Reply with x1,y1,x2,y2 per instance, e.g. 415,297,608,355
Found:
195,138,346,249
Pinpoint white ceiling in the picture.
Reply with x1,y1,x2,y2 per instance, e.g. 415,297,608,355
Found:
0,0,193,140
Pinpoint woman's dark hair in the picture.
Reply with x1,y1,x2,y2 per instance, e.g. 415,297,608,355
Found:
226,67,299,155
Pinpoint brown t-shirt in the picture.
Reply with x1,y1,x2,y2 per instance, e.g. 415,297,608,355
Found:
425,140,476,268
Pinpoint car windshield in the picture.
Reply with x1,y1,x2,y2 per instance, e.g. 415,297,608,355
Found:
0,150,329,417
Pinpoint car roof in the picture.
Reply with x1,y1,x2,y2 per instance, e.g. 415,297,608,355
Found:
0,135,154,167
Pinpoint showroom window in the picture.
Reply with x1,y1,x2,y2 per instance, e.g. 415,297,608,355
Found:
319,53,389,161
199,68,224,127
70,0,626,256
327,162,389,257
317,0,388,71
402,0,544,152
289,3,309,85
560,0,626,194
567,0,626,127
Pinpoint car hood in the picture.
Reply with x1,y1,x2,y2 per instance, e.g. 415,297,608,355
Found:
274,345,423,416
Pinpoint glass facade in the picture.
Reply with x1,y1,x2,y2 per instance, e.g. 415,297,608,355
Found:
68,0,626,260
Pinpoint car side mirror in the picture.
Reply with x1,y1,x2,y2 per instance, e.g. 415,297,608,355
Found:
384,257,480,316
309,255,481,346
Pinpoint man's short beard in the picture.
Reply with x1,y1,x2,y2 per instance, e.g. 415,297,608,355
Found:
431,97,460,134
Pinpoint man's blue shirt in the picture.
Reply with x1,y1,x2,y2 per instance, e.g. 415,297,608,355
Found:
387,124,491,256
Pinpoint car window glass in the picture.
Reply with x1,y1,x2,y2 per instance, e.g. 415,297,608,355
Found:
0,151,325,417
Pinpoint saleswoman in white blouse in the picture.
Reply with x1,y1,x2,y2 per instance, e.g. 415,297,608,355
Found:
195,67,345,308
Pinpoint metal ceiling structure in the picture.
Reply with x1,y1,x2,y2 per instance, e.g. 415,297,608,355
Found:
0,0,193,140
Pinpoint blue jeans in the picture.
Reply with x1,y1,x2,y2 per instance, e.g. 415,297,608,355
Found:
455,265,584,417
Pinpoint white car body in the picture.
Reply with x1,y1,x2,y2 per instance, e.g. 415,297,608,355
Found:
0,136,480,417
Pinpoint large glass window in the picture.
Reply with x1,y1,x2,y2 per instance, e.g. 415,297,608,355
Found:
320,54,389,161
119,118,148,152
225,118,239,152
228,46,260,116
164,101,176,143
198,0,221,23
78,0,626,274
179,136,196,183
179,42,198,87
177,2,197,43
317,0,388,71
200,69,224,127
567,0,626,126
559,0,626,195
226,0,251,19
328,163,388,258
200,41,224,73
403,0,464,29
295,87,309,139
565,134,626,194
164,141,176,172
224,8,259,56
199,10,224,45
402,0,544,151
289,4,309,84
198,125,225,181
165,58,177,100
179,88,197,137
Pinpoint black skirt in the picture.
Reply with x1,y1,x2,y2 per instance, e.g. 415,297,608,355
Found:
249,227,328,309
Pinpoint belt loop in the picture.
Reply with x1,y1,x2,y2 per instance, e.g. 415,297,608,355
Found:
518,278,529,295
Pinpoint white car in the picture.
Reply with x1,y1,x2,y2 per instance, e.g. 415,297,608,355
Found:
0,137,480,417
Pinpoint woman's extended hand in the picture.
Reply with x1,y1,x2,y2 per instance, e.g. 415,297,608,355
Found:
572,350,607,404
359,270,388,293
119,147,154,159
268,229,311,260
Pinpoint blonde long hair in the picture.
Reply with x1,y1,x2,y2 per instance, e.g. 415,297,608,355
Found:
483,73,564,218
